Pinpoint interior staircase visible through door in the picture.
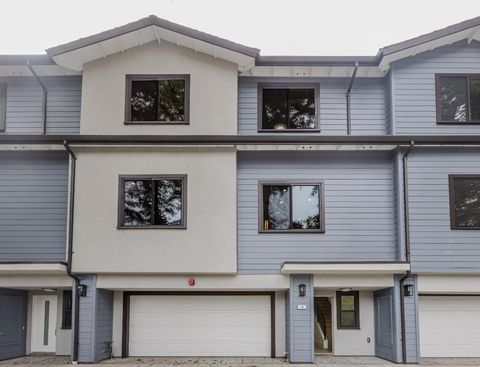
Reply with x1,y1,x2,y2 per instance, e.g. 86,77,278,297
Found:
314,297,332,354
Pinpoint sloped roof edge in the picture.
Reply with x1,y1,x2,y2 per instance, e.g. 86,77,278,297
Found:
45,15,260,58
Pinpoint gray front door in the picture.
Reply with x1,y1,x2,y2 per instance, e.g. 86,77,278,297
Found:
374,287,398,362
0,289,27,361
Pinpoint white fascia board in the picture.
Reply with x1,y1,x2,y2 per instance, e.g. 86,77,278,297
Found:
240,66,385,78
236,144,397,151
0,263,67,275
0,144,66,151
281,262,410,275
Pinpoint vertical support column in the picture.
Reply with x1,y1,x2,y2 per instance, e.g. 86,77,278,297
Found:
288,274,314,363
395,275,420,364
74,275,113,363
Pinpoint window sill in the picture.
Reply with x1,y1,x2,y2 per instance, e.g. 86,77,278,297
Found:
258,129,320,133
450,226,480,230
124,121,189,125
337,326,361,330
437,121,480,125
117,225,187,230
259,229,325,234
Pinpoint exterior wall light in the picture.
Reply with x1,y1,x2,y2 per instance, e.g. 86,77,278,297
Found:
78,284,88,297
403,284,414,297
298,284,306,297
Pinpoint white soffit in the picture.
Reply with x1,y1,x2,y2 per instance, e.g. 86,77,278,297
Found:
379,25,480,72
0,64,80,77
281,262,410,275
0,263,67,275
240,65,384,78
52,25,255,72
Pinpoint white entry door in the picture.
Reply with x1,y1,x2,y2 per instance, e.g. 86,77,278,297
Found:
31,295,57,353
129,295,271,356
419,296,480,357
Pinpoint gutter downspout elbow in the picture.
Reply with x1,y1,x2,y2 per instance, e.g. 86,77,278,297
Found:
346,61,359,136
27,61,48,135
400,140,414,364
63,140,80,364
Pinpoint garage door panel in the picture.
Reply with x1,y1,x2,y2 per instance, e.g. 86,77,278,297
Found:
129,295,271,357
420,296,480,357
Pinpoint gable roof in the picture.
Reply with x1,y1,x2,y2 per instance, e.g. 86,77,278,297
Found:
45,15,259,72
2,15,480,76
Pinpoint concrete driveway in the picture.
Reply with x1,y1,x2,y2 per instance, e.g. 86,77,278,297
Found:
0,355,479,367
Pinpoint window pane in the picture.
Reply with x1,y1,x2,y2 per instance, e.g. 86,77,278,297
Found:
262,89,288,129
291,185,320,229
289,89,316,129
340,311,356,327
123,180,152,226
155,179,183,226
341,295,355,311
130,81,158,121
453,178,480,227
263,185,290,230
157,80,185,121
439,77,468,122
469,78,480,121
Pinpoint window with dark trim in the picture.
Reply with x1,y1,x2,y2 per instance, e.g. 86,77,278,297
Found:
0,83,7,132
118,175,186,228
125,75,190,124
62,290,72,329
259,182,324,232
449,175,480,229
258,84,319,131
336,291,359,329
436,74,480,123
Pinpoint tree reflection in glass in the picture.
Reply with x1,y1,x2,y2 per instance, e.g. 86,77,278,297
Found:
453,177,480,227
123,180,152,226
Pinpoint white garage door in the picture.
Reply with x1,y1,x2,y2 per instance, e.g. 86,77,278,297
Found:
419,296,480,357
129,295,271,356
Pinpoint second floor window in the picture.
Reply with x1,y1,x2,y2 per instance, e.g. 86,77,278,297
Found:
119,175,186,228
126,75,189,123
259,85,318,131
260,182,324,232
449,175,480,229
436,74,480,123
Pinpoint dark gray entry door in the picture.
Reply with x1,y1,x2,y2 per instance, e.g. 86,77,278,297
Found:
0,289,27,361
374,287,398,362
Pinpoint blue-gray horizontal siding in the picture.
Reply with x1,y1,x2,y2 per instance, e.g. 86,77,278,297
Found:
392,40,480,135
288,275,314,363
237,151,396,274
0,76,81,134
78,275,96,363
238,77,386,135
0,151,68,261
94,289,113,362
408,148,480,272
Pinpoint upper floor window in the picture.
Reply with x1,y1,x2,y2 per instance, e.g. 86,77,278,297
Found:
436,74,480,123
260,182,324,232
125,75,190,124
449,175,480,229
259,84,318,131
118,175,186,228
0,83,7,131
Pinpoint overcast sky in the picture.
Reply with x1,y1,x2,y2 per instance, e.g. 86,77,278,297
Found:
1,0,480,56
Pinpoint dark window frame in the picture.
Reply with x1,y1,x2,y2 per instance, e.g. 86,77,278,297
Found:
336,290,360,330
0,82,7,132
61,290,72,330
448,174,480,230
258,180,325,233
435,73,480,124
125,74,190,125
257,83,320,132
118,174,187,229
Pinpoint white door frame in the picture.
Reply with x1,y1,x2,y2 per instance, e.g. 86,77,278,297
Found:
31,294,57,353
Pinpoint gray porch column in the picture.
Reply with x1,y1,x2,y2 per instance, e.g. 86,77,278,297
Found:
287,274,314,363
75,275,114,363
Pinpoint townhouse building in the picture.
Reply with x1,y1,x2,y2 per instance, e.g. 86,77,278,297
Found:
1,15,480,364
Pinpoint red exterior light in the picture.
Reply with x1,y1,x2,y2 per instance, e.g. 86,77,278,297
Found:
188,278,195,286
